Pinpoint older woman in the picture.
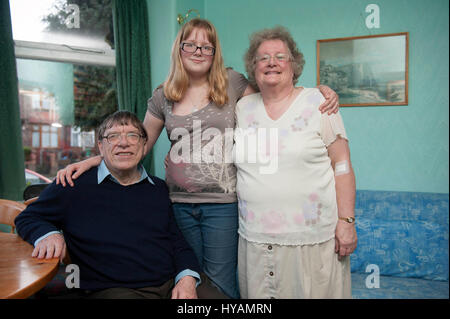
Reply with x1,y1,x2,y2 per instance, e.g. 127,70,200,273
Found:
234,26,357,298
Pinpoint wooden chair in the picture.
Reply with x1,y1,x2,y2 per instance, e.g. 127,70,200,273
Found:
24,197,39,206
0,199,26,233
23,184,49,201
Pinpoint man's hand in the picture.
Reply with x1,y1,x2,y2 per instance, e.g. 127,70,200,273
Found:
171,276,198,299
32,233,67,263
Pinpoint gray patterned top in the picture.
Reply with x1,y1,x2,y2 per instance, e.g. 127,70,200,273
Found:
147,68,248,203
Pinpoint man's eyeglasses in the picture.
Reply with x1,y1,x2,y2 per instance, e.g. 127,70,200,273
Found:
255,53,291,65
180,42,215,56
102,132,144,145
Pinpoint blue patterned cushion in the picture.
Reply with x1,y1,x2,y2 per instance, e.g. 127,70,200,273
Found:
351,190,449,281
351,273,449,299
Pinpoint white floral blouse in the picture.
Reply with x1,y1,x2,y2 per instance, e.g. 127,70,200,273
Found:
234,88,348,245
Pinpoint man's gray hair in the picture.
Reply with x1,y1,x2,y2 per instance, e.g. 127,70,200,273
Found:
97,111,148,141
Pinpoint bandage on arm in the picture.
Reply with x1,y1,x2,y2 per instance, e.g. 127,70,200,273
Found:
335,160,350,176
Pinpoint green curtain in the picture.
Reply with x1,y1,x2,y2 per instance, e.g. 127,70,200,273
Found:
112,0,154,175
0,0,26,200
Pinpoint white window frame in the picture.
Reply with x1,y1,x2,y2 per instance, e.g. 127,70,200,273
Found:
14,40,115,66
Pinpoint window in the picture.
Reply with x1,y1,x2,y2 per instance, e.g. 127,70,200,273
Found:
32,125,59,148
11,0,117,179
71,127,95,148
10,0,115,65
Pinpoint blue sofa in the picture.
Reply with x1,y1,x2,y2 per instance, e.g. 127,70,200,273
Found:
350,190,449,299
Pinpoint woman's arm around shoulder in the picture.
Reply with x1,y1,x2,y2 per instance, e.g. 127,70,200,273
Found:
56,155,102,187
142,110,165,156
317,85,340,115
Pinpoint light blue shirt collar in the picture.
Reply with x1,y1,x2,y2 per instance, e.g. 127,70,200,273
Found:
97,160,155,185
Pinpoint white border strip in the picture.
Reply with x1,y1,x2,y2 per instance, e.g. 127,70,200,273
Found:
14,40,115,66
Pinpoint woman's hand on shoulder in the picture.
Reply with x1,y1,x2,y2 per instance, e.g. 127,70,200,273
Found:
317,85,339,115
56,162,85,187
56,156,101,187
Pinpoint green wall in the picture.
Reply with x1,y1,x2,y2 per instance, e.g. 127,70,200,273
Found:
147,0,449,194
147,0,175,178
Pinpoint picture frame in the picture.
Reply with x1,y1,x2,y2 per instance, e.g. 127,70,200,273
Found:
317,32,409,106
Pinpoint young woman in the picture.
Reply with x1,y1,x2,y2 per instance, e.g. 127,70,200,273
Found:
56,18,339,299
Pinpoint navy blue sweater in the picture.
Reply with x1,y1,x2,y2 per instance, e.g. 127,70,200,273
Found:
15,168,200,290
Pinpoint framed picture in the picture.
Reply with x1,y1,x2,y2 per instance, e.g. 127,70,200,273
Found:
317,32,409,106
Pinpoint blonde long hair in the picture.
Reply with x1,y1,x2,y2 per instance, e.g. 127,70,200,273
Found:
164,18,229,106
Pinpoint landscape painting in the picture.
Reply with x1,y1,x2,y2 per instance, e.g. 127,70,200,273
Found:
317,33,408,106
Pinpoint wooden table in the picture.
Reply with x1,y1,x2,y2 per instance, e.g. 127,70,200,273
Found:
0,232,59,299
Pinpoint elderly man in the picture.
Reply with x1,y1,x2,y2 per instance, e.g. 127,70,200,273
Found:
15,111,213,299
